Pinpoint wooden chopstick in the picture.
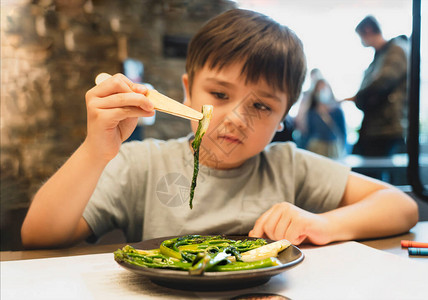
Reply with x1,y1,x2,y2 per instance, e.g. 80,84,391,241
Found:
145,89,203,121
95,73,203,121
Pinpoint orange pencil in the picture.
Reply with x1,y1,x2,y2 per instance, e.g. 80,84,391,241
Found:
401,240,428,248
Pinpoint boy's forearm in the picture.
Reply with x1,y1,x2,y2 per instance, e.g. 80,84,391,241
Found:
321,189,418,242
21,141,109,248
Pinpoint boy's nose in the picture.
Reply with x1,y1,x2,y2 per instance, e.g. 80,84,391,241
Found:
225,102,250,130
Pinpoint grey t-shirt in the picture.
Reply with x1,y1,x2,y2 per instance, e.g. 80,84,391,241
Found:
83,136,350,242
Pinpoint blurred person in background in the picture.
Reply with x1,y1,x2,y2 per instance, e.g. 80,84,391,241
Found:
344,15,408,157
299,78,347,159
294,68,324,142
273,69,324,144
271,114,295,142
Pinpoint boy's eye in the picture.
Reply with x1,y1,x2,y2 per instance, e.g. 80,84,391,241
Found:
253,102,271,112
210,92,228,100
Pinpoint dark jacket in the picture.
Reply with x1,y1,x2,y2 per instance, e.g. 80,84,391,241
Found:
355,36,408,138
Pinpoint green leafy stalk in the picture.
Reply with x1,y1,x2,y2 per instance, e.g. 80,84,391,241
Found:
114,245,191,270
113,236,274,275
189,105,213,209
189,146,200,209
210,257,280,272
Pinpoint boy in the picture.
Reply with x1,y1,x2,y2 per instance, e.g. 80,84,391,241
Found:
21,9,418,248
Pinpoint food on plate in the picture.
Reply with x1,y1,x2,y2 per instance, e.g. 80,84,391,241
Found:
189,105,213,209
229,239,291,262
114,235,291,275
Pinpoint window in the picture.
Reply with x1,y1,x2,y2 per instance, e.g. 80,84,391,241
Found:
237,0,412,147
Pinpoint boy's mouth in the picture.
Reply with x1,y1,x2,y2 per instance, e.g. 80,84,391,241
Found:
217,134,243,144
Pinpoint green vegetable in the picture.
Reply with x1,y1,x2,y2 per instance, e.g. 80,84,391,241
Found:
160,240,182,260
113,235,280,275
190,105,213,209
211,257,280,272
189,246,234,275
114,245,191,270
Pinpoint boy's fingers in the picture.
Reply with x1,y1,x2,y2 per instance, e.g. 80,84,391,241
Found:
91,73,134,98
249,207,273,237
260,207,281,240
273,213,291,241
130,83,149,94
284,221,307,245
94,92,154,111
108,73,134,86
101,107,155,123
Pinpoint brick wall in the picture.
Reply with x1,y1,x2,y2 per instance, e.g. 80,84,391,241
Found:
0,0,235,250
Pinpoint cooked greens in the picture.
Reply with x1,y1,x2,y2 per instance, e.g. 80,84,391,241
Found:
113,235,286,275
189,105,213,209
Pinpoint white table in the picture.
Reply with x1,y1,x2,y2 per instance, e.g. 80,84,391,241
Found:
2,222,427,300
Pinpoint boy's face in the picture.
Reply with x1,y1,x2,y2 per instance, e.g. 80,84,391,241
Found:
183,62,287,169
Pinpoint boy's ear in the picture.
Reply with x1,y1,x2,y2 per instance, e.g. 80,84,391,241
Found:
182,74,191,107
277,121,285,132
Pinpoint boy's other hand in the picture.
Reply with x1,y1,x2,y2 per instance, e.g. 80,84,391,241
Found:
248,202,331,245
84,73,155,163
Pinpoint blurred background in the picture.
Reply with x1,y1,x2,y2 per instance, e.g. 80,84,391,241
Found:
1,0,427,250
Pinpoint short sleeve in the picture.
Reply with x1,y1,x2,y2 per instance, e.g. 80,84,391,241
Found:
83,142,146,242
293,148,350,212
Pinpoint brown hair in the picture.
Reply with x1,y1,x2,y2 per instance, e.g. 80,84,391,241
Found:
185,9,307,112
355,15,382,35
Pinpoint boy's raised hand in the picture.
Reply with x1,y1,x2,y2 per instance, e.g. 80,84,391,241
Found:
21,73,155,248
84,73,155,162
248,202,331,245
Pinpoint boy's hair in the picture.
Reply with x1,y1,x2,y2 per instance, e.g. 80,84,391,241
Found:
186,9,307,112
355,15,382,35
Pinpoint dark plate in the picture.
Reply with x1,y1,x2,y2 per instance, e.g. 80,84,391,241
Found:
115,235,304,291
